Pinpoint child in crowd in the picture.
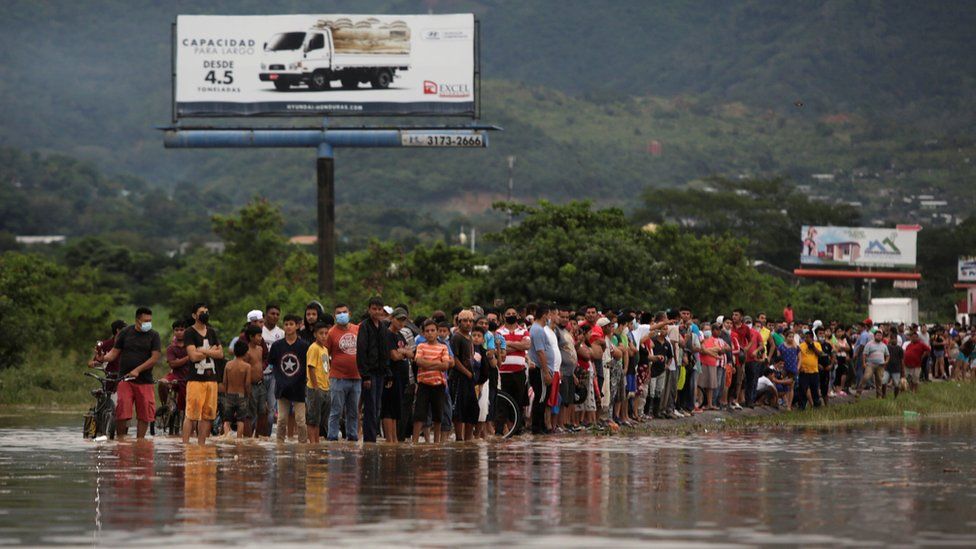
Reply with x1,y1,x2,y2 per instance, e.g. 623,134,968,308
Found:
221,340,252,438
306,322,331,444
413,320,452,443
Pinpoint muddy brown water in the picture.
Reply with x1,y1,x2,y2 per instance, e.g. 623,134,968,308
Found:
1,413,975,546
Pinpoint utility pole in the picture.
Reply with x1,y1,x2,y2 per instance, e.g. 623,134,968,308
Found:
506,155,516,227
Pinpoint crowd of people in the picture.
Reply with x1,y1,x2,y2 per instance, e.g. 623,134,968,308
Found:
90,300,976,443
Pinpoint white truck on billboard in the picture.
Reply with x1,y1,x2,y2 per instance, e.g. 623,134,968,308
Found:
258,18,411,91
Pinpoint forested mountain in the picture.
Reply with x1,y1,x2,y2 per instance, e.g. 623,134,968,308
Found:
1,0,973,245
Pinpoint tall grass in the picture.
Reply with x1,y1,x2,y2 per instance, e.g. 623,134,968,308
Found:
0,349,172,409
730,380,976,428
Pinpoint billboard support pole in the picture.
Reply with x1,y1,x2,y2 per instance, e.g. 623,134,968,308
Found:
162,124,499,295
317,137,335,296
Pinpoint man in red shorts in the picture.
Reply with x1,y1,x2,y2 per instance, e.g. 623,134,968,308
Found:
97,307,161,439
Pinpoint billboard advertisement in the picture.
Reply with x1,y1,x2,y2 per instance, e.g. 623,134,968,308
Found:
800,226,917,267
959,256,976,282
175,14,476,117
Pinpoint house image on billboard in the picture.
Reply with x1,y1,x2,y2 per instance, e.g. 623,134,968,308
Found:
822,241,861,262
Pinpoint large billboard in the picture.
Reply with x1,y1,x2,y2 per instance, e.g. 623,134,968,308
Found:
800,226,917,267
175,14,476,117
960,256,976,282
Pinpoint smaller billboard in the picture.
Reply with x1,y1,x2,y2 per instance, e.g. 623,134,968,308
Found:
959,256,976,282
800,226,917,267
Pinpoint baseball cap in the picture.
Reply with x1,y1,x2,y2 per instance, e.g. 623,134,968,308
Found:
392,307,408,320
743,315,753,323
596,317,612,328
246,309,263,322
864,317,873,325
383,305,393,315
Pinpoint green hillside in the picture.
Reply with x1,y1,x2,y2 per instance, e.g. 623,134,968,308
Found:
0,0,974,246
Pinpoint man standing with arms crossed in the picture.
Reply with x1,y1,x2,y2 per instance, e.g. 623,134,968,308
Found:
183,303,222,444
497,307,530,434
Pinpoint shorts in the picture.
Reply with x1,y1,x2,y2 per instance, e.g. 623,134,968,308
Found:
560,372,576,407
186,381,218,422
223,393,249,424
413,383,446,424
882,371,902,386
249,380,269,420
500,370,528,407
477,382,490,422
547,371,562,408
306,387,331,427
609,361,624,404
581,369,597,412
626,374,637,395
906,367,921,384
115,381,156,423
380,375,403,420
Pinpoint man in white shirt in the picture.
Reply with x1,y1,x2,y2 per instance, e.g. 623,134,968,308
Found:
262,304,285,348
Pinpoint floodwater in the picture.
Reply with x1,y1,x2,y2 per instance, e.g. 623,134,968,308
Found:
1,414,975,547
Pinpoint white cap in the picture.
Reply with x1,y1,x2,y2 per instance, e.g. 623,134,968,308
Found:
383,305,393,315
716,315,725,324
246,309,263,322
596,317,612,328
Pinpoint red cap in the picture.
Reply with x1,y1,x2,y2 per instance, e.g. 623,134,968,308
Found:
863,318,873,325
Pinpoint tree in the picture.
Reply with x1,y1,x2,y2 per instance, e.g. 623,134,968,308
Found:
634,177,860,269
482,201,666,308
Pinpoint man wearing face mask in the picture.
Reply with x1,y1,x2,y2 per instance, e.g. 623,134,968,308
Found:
96,307,160,439
497,307,530,432
326,303,361,441
183,303,223,444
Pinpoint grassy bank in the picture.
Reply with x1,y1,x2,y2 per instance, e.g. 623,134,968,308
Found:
727,380,976,429
0,350,172,409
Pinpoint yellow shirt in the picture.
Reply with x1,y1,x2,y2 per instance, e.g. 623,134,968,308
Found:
799,342,822,374
306,342,331,391
760,327,771,345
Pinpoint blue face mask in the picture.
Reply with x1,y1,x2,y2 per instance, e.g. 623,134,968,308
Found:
336,312,350,325
140,321,152,332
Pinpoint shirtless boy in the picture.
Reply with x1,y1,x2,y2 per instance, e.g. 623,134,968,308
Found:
222,340,252,438
243,325,270,437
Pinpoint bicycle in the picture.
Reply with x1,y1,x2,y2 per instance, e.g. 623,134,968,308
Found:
83,367,118,440
492,389,522,438
154,379,184,436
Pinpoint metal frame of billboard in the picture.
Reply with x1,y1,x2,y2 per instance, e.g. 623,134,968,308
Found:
170,16,481,122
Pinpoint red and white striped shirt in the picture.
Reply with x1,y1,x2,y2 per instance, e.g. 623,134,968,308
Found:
497,325,530,373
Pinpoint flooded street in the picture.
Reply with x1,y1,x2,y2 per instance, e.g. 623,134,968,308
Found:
2,414,976,546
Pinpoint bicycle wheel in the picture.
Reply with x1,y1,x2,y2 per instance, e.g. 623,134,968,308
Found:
493,390,521,439
99,405,116,440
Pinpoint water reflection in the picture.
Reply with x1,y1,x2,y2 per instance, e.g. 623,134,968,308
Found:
1,417,975,546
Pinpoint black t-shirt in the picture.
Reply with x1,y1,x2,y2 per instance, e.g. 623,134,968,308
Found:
270,337,309,402
887,343,905,373
818,340,833,368
450,331,473,382
651,339,673,378
384,329,410,382
184,325,221,383
114,325,161,384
